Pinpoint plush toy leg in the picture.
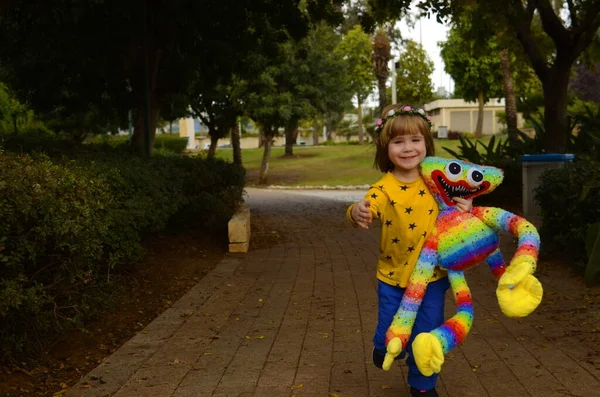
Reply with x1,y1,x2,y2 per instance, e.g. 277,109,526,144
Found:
382,270,434,371
382,236,439,371
412,270,473,376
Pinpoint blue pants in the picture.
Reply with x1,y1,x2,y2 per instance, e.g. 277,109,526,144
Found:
373,277,450,391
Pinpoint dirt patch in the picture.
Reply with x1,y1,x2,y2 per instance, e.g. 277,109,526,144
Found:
0,231,227,396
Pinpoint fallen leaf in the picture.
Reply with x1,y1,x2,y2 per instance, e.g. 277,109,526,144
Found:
291,383,304,389
381,384,392,389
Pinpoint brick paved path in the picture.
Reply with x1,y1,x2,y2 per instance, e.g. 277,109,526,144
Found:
67,188,600,397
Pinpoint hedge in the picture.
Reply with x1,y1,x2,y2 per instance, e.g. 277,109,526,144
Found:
0,147,245,357
535,157,600,267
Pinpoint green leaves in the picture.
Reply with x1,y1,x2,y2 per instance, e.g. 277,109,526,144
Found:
584,223,600,286
442,135,508,165
395,40,435,106
0,148,245,357
439,25,503,104
335,25,376,104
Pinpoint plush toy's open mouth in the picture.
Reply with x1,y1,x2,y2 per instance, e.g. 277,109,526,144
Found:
431,170,490,206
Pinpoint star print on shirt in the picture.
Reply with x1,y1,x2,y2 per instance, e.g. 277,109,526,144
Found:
392,237,399,244
405,207,413,214
407,246,415,252
385,220,392,226
371,193,378,199
377,211,381,218
422,231,427,237
390,200,396,207
388,271,395,277
418,190,426,196
385,255,392,260
403,261,409,266
408,223,417,230
378,185,384,190
428,209,434,215
400,185,408,191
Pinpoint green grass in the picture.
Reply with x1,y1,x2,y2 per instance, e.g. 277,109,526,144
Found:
213,138,491,186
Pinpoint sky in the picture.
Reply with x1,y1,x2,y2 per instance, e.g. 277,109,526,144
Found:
397,15,453,94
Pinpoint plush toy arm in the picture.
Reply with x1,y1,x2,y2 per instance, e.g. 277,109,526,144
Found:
382,229,439,371
471,206,540,275
472,207,543,317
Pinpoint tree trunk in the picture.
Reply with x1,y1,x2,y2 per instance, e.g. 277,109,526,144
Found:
231,123,243,166
132,98,159,156
373,29,391,115
542,64,571,153
207,132,218,158
169,120,173,134
258,131,274,185
284,121,298,157
130,44,161,156
499,48,518,144
475,90,484,138
312,119,319,146
258,130,264,148
377,78,388,116
357,101,364,145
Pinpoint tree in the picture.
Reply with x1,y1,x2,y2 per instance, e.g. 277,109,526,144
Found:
302,22,354,144
439,25,504,138
190,86,238,158
571,62,600,103
0,0,343,155
413,0,600,152
335,25,376,144
372,28,392,113
395,39,435,107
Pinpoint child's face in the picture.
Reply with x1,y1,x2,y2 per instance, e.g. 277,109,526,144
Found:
387,132,427,174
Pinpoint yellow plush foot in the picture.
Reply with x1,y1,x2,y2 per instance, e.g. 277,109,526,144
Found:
382,337,402,371
497,273,543,317
412,333,444,376
497,261,542,318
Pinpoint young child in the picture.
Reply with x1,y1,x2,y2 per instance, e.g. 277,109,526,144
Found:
347,104,472,397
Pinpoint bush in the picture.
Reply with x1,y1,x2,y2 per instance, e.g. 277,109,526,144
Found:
1,124,78,155
154,134,189,154
320,140,361,146
534,157,600,268
448,130,463,140
89,134,189,154
0,148,245,357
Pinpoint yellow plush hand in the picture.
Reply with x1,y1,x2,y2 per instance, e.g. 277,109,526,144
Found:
412,333,444,376
497,262,543,317
382,337,402,371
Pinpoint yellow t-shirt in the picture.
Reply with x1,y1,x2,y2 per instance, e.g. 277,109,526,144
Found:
347,173,444,287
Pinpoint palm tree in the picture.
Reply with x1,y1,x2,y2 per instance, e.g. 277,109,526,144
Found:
372,28,391,114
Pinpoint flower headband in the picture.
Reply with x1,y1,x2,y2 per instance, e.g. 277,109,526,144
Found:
375,105,433,136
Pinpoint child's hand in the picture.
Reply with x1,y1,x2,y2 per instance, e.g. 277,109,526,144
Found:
453,197,473,213
352,199,373,229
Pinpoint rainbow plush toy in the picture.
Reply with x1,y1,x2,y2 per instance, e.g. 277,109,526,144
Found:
382,157,543,375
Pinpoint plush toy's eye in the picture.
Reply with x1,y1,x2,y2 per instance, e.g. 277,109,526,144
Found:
445,162,462,181
468,169,484,186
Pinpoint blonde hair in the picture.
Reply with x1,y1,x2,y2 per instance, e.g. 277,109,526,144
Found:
374,104,435,172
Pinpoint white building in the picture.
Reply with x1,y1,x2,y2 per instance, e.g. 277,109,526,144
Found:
424,98,524,135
